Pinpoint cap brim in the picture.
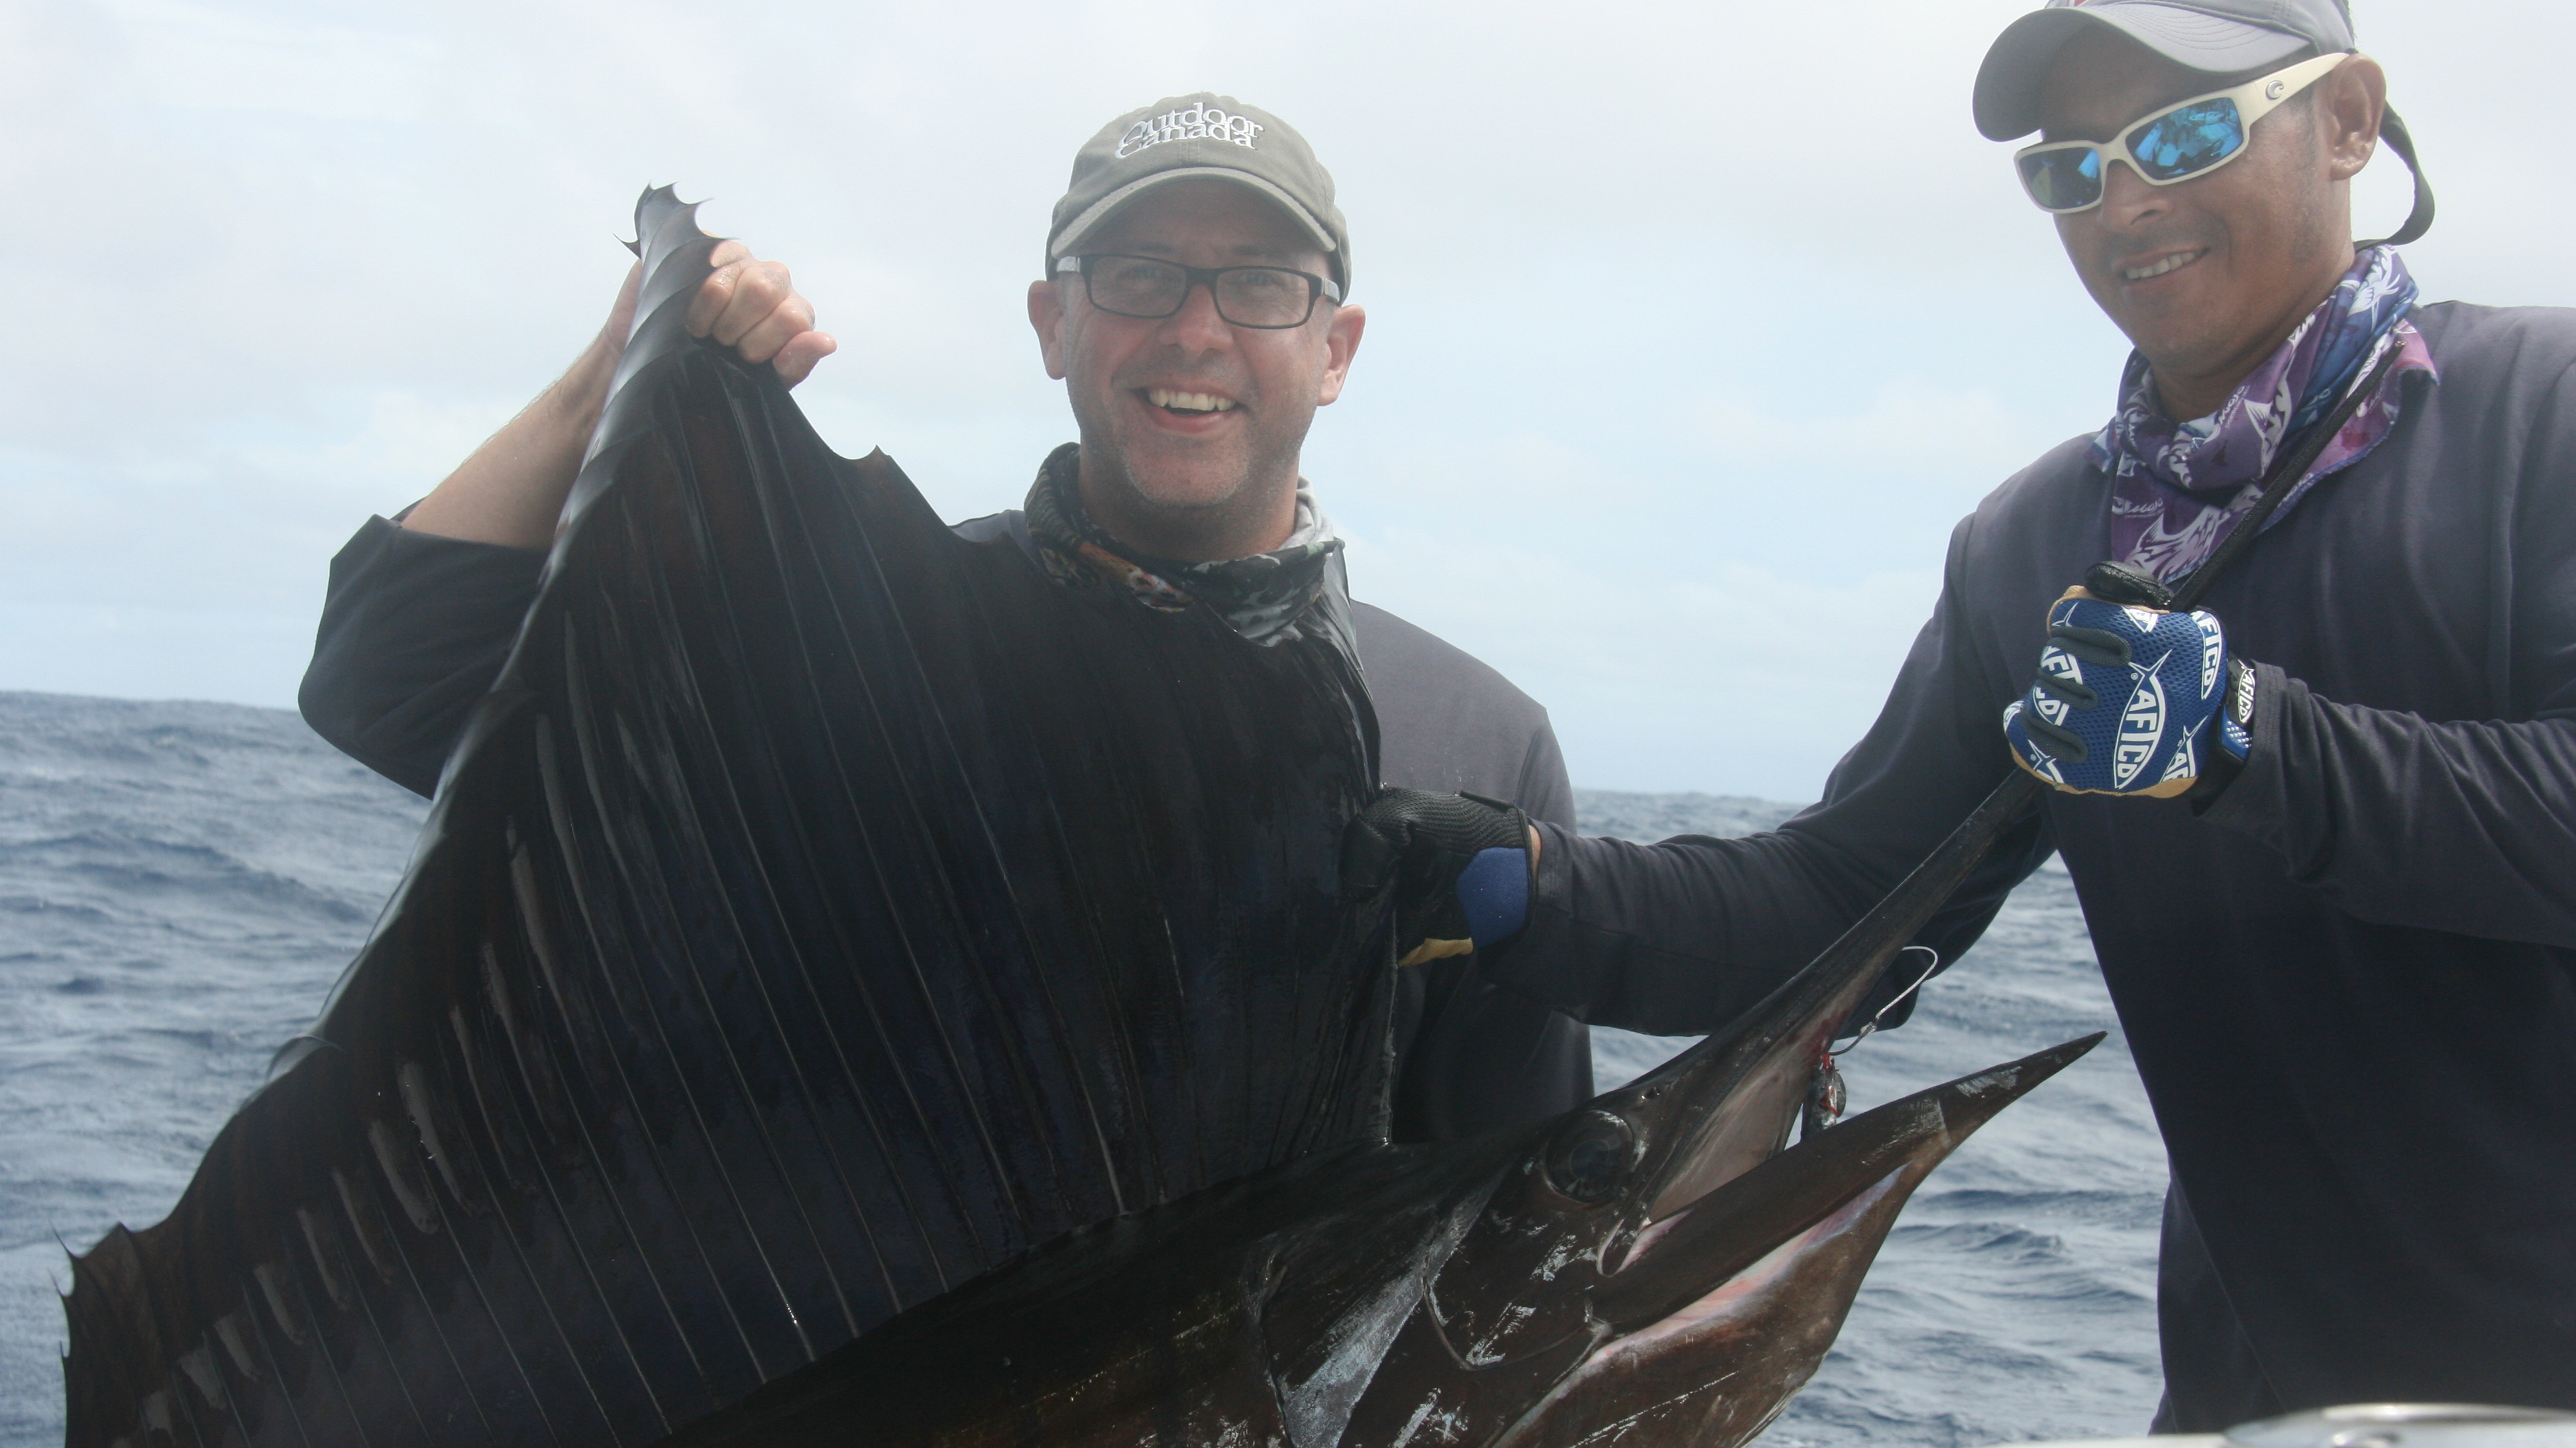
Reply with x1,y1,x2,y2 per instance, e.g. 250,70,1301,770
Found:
1973,4,2312,140
1047,168,1339,266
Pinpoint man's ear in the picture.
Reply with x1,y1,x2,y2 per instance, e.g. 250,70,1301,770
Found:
1028,278,1070,380
2321,55,2387,183
1315,303,1366,407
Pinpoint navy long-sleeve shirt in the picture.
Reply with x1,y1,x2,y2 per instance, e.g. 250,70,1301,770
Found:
1491,301,2576,1415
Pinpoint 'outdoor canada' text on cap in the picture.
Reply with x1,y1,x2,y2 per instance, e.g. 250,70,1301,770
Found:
1047,93,1352,291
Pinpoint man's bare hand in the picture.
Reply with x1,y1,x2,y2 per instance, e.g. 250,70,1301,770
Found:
403,240,837,548
686,241,837,386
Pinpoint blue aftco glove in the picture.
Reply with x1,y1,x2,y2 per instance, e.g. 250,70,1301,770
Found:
2003,570,2253,798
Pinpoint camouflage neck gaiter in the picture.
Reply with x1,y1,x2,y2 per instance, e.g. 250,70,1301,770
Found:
1021,443,1353,654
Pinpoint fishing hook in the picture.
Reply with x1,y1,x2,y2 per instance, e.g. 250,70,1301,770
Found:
1829,945,1940,1057
1803,946,1944,1139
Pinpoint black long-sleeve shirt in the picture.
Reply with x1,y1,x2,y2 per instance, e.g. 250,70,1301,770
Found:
1490,301,2576,1415
300,501,1589,1146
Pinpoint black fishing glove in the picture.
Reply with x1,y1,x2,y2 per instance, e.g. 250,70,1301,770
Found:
1342,788,1534,966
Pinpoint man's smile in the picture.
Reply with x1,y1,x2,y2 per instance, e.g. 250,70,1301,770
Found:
1128,383,1249,435
1143,386,1239,415
2119,247,2208,283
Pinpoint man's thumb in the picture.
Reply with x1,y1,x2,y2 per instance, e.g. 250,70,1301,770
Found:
1339,809,1404,900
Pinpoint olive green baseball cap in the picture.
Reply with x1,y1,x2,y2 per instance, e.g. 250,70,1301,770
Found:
1046,93,1352,291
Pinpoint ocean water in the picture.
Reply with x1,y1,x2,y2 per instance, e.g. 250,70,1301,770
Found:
0,693,2166,1447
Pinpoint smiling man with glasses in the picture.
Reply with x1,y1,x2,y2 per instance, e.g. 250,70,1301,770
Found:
1352,0,2576,1425
298,95,1594,1151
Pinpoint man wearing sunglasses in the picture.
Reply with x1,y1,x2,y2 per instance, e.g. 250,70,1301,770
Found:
1352,0,2576,1426
297,95,1593,1147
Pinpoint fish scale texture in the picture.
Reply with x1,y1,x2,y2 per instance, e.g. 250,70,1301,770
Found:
56,193,1392,1448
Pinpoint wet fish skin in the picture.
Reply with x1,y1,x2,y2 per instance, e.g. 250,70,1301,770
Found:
663,1139,1517,1446
657,1037,2100,1448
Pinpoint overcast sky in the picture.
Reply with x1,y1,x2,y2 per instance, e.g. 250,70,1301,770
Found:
3,0,2563,796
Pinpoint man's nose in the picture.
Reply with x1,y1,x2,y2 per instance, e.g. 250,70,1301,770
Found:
1161,278,1234,350
2098,158,2171,230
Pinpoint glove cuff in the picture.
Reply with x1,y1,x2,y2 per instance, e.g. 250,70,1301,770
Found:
2217,654,2256,760
2188,656,2261,807
1455,846,1530,949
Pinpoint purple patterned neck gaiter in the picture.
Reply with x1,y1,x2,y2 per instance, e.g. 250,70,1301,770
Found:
2092,245,2440,583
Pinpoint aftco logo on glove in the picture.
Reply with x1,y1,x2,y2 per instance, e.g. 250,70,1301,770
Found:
2005,590,2235,798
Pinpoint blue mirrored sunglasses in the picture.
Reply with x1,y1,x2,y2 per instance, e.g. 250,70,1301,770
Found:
2015,52,2351,213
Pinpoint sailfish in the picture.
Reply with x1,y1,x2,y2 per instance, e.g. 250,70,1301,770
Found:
59,189,2098,1448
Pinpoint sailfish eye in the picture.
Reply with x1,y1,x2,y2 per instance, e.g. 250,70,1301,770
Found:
1544,1111,1636,1204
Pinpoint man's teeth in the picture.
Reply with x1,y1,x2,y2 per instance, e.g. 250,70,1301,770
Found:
1146,388,1236,413
2123,250,2204,282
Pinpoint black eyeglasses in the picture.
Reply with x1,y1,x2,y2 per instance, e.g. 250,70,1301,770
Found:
1055,254,1342,329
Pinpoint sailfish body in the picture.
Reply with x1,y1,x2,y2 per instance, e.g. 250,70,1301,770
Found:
61,190,1394,1448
